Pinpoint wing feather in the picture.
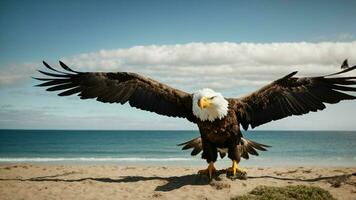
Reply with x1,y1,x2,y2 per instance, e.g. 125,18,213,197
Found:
58,87,82,96
233,63,356,130
34,61,195,122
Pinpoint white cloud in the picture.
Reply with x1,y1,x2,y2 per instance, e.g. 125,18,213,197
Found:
0,62,37,86
62,41,356,92
1,41,356,94
64,42,356,68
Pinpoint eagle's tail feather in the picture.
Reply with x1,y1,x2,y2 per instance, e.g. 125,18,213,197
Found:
178,137,271,159
238,137,271,160
178,137,202,156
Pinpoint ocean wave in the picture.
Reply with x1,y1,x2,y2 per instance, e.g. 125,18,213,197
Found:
0,157,195,162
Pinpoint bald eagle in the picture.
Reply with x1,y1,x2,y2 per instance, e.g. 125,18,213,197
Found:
34,61,356,179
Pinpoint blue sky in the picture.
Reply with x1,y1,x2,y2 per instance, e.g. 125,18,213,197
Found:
0,0,356,130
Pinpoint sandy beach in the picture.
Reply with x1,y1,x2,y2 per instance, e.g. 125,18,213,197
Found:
0,164,355,200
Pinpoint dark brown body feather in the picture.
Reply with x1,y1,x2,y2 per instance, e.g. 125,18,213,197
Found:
35,61,356,164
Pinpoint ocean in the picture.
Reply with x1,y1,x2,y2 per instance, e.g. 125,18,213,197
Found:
0,130,355,167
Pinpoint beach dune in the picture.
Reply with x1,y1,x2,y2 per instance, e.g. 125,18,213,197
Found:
0,164,355,200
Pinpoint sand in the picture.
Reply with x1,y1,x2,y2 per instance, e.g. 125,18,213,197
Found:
0,164,355,200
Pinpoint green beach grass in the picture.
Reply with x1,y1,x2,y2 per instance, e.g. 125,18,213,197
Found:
231,185,336,200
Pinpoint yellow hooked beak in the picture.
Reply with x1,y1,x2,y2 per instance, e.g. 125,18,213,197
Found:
198,97,212,109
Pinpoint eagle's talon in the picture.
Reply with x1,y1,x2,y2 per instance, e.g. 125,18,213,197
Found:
198,162,216,179
226,160,247,177
227,171,248,180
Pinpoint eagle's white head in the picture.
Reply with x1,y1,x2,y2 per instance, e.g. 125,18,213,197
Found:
192,88,229,122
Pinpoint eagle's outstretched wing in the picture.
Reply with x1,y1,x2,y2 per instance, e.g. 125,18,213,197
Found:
34,61,196,122
232,64,356,130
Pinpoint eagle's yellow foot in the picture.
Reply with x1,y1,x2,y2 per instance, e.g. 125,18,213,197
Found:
198,162,216,179
227,160,247,176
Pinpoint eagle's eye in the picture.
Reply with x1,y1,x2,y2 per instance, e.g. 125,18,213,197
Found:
209,96,217,100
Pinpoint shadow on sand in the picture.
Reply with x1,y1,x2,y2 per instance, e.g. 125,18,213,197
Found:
0,173,208,191
0,172,354,191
